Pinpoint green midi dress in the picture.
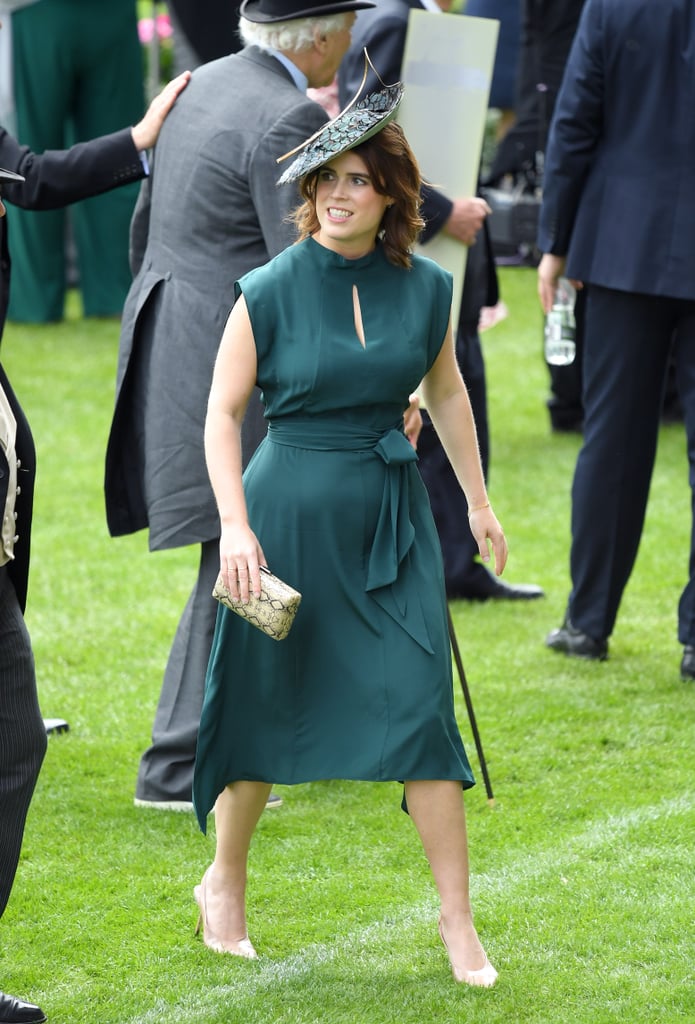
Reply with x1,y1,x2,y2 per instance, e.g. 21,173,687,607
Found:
192,237,475,831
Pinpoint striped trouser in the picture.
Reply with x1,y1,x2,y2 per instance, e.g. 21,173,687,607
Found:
0,567,46,918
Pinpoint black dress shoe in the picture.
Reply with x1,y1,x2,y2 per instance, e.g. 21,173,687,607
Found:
545,618,608,661
448,575,545,602
0,992,46,1024
680,645,695,680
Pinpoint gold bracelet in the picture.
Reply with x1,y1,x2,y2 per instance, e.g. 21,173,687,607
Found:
467,501,490,517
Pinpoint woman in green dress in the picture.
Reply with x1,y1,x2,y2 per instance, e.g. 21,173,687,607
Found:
192,85,507,987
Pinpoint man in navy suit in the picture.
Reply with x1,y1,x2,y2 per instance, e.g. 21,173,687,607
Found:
340,0,544,602
166,0,243,67
538,0,695,676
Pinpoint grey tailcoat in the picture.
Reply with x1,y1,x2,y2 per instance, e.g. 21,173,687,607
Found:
104,47,328,551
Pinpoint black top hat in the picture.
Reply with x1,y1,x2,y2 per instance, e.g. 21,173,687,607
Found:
276,52,402,184
240,0,375,23
0,167,25,185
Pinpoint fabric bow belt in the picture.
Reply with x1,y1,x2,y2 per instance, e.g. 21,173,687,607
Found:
266,418,434,653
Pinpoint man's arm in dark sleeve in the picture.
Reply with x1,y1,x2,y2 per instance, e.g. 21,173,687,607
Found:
0,127,145,212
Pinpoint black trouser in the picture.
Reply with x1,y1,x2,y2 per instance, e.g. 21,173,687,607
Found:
567,285,695,643
135,540,219,803
417,319,490,595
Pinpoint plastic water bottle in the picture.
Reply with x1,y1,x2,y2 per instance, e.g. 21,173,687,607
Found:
544,278,576,366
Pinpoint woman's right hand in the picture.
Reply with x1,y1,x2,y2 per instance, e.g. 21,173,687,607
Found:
218,524,267,603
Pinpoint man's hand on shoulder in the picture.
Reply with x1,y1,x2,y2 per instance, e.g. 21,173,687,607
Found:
131,71,192,152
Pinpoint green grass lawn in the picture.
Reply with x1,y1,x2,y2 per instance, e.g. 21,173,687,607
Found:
1,269,692,1023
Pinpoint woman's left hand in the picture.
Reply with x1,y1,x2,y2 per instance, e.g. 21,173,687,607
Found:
468,505,508,577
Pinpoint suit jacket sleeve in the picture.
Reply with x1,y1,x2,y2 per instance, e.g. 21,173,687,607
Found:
536,0,603,254
419,184,453,244
0,127,146,211
129,166,152,276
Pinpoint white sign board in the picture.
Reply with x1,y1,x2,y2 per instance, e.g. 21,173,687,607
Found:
398,12,499,324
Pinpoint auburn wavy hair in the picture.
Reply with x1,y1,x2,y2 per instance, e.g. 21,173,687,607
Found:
290,122,425,270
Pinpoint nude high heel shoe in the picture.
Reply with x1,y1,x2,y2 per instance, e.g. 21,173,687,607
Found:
438,918,498,988
194,867,258,959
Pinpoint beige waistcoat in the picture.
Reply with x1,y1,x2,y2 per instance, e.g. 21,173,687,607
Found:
0,381,18,566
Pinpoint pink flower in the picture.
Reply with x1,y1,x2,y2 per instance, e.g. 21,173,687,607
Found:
138,13,173,45
156,13,173,38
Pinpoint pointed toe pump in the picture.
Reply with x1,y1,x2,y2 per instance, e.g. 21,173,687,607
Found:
194,868,258,959
438,918,498,988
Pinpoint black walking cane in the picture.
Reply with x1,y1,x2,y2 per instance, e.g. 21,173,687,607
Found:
447,605,495,805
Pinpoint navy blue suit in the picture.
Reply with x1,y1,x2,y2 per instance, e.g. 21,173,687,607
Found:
338,0,454,242
339,0,502,598
166,0,242,65
538,0,695,645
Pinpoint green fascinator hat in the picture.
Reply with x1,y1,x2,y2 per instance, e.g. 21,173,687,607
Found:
276,52,403,185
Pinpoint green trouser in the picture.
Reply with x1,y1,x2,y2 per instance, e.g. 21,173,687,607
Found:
7,0,145,321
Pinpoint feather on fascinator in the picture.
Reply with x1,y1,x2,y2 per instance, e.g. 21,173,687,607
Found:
276,52,403,184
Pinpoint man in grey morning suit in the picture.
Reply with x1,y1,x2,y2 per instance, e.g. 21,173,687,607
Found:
104,0,374,811
538,0,695,676
0,73,188,1024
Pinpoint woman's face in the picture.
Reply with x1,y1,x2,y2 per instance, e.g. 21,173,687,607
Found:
313,150,392,259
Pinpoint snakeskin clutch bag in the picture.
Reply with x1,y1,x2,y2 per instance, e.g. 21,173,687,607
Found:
212,566,302,641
